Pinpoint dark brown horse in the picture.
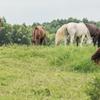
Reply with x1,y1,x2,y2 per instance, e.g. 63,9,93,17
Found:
85,23,100,47
91,48,100,64
32,26,47,45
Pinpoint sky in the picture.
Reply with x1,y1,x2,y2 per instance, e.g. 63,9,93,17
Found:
0,0,100,24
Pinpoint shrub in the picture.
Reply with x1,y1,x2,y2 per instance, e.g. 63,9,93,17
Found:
70,59,98,73
86,75,100,100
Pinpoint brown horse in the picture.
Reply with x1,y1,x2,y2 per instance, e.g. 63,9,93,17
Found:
91,48,100,64
32,26,47,45
85,23,100,47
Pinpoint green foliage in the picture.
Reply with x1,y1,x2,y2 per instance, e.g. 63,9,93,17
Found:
0,24,12,45
12,24,32,45
43,18,80,34
86,75,100,100
96,21,100,28
70,59,98,73
0,17,32,45
82,18,89,23
47,33,55,45
0,17,100,45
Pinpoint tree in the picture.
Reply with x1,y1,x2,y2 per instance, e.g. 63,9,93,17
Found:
0,23,13,45
82,18,88,23
12,24,31,45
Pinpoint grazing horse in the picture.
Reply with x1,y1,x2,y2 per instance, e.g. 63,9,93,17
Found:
85,23,100,47
55,22,92,46
91,48,100,64
32,26,47,45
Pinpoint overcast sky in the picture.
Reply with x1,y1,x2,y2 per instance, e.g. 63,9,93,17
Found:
0,0,100,24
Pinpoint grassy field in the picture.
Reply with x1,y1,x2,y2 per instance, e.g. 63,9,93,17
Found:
0,45,99,100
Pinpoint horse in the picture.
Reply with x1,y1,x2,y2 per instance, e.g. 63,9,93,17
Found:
91,48,100,65
85,23,100,47
55,24,69,45
32,26,47,45
55,22,92,46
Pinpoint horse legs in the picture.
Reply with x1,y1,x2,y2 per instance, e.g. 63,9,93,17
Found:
55,39,60,46
36,39,40,45
64,37,67,46
43,37,47,45
32,39,35,45
35,40,38,45
64,35,69,46
70,35,74,45
76,37,79,46
66,36,70,45
64,29,69,46
55,36,62,46
85,32,92,45
98,38,100,47
80,35,85,47
41,37,47,45
93,37,97,46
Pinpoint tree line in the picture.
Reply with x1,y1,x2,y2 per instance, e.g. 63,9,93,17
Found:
0,17,100,45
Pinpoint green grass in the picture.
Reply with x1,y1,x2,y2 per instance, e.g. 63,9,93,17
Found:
0,45,99,100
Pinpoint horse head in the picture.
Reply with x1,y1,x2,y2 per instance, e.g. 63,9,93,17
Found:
32,25,47,45
91,48,100,64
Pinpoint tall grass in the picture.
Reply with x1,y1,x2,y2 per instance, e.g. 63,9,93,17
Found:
86,74,100,100
0,45,99,100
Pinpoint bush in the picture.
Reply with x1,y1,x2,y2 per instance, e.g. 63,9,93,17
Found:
12,24,32,45
86,75,100,100
0,24,13,45
70,59,98,73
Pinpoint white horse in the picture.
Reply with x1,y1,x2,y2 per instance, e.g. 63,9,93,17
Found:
55,22,92,46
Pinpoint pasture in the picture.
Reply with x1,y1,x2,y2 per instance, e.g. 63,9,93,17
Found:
0,45,99,100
